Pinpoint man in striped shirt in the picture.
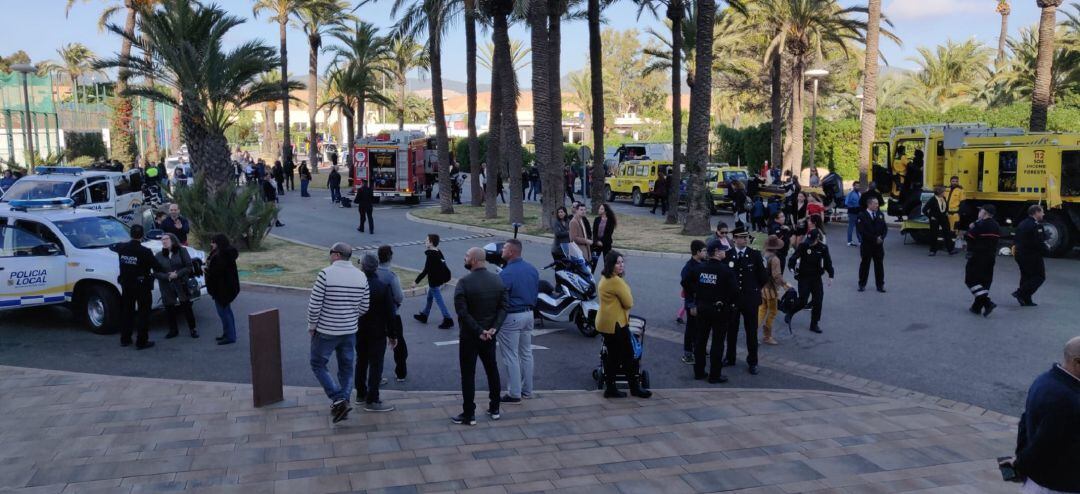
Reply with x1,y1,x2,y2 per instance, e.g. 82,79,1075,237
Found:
308,242,370,423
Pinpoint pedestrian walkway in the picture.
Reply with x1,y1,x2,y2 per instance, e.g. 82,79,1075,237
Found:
0,365,1019,494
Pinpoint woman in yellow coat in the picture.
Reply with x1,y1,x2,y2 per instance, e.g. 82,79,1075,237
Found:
596,251,652,399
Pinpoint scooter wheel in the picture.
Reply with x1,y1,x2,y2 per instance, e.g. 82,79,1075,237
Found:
575,307,599,338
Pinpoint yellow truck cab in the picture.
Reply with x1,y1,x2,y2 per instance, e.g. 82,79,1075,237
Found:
705,164,749,210
873,124,1080,256
605,160,673,206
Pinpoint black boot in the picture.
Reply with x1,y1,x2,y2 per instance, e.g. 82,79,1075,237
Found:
603,378,626,398
628,374,652,399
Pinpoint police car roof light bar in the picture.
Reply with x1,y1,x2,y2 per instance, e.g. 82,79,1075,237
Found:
8,198,76,211
35,166,84,176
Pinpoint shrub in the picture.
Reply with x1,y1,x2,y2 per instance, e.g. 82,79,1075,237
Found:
169,178,277,250
62,132,108,162
453,132,532,172
67,156,95,168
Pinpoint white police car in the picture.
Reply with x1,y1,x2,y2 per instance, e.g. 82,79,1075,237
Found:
0,166,145,224
0,199,206,334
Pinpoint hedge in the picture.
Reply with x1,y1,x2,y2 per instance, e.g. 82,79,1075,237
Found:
63,132,108,163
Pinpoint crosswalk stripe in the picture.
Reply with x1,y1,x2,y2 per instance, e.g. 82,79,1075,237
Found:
353,233,493,252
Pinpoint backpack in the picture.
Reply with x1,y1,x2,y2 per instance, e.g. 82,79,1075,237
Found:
778,287,799,315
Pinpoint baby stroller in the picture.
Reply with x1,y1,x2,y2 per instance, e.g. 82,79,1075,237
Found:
592,315,651,389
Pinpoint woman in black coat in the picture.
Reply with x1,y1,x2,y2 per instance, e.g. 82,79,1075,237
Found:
592,203,617,264
206,233,240,345
155,232,198,339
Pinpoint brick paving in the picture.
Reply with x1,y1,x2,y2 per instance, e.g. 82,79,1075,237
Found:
0,365,1020,493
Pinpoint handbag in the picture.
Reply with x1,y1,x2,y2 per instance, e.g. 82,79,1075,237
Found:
184,277,201,298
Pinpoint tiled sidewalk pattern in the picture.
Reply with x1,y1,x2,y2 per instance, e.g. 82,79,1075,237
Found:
0,365,1019,493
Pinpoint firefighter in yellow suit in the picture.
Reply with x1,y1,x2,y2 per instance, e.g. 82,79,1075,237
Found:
945,175,965,231
892,146,909,197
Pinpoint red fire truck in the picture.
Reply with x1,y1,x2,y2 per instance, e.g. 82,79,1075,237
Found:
351,131,428,204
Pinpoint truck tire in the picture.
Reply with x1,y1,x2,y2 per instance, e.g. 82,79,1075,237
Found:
77,284,121,335
1043,212,1073,258
605,185,615,202
405,196,420,205
632,188,644,207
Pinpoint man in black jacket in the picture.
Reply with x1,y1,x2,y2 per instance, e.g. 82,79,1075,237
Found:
784,230,834,333
452,247,507,426
355,179,375,234
856,197,887,292
724,227,768,375
355,255,398,412
1013,205,1049,307
111,225,157,349
921,186,956,256
686,240,736,383
283,159,295,191
328,166,342,204
965,205,1001,316
1006,336,1080,493
272,160,285,195
260,176,285,227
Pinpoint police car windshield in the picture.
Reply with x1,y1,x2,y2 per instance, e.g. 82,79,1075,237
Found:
0,180,72,202
52,216,130,249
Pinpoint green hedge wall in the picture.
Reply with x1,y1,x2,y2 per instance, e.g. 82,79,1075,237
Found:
63,132,108,163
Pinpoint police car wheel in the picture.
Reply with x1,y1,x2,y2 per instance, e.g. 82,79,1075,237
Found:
78,285,121,335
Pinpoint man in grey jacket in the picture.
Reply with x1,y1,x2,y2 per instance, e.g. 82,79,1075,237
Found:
377,245,407,382
452,247,507,426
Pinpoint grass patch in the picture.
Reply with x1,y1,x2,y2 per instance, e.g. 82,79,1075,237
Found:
411,203,763,254
236,236,420,289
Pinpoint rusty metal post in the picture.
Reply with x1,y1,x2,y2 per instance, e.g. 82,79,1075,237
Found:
249,309,284,407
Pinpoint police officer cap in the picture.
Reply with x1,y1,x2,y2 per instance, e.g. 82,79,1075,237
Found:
979,204,996,216
706,239,725,256
731,226,750,238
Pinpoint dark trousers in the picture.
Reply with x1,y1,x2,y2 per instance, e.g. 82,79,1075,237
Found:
1015,255,1045,302
276,179,285,195
791,277,824,327
777,251,788,274
285,175,294,190
602,324,639,386
165,301,196,334
460,334,500,417
329,186,341,203
683,313,696,353
725,303,759,366
355,332,386,404
859,243,886,288
694,307,727,380
358,206,374,232
928,218,954,253
965,254,996,309
120,283,152,346
393,315,408,379
651,195,668,214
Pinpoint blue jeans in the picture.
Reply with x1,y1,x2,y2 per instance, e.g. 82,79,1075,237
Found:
301,179,310,197
214,301,236,342
422,285,452,318
497,312,534,398
847,212,860,244
310,332,356,403
330,186,341,203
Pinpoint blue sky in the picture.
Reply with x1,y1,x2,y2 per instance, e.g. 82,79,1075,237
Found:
2,0,1045,87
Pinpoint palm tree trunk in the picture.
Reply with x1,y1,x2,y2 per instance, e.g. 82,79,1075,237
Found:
531,0,558,227
398,76,406,130
769,52,783,171
588,0,606,214
111,3,138,167
682,0,716,235
782,56,806,175
429,9,454,214
548,6,566,210
857,0,882,186
486,34,504,220
344,108,355,185
495,11,524,224
997,11,1009,66
1030,0,1060,132
666,0,684,225
465,0,483,207
279,18,295,172
308,34,320,178
178,95,230,192
143,47,159,163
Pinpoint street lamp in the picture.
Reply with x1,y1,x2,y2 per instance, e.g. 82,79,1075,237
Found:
11,63,36,170
804,68,829,172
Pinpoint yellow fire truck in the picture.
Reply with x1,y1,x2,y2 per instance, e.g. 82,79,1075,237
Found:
872,124,1079,256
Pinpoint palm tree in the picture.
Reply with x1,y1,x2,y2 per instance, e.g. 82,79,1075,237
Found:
857,0,882,185
997,1,1012,66
321,68,359,175
478,39,531,71
529,0,570,225
97,0,301,191
393,0,459,214
587,0,609,214
483,0,507,218
1000,26,1080,103
326,22,395,141
386,35,429,131
464,0,483,208
253,0,318,172
901,39,993,110
258,71,282,156
297,0,351,177
42,43,98,106
65,0,154,167
1031,0,1063,132
683,0,717,234
491,0,525,223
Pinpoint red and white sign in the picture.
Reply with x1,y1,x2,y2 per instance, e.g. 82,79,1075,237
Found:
355,149,367,164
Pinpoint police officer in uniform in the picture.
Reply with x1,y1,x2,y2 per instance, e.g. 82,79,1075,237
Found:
110,225,158,349
685,240,736,383
1013,205,1048,307
784,229,834,333
965,204,1001,316
725,227,768,375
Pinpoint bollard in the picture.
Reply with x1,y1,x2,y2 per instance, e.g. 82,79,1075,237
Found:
249,309,284,407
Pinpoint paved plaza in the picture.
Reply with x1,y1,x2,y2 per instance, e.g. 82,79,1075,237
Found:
0,365,1020,494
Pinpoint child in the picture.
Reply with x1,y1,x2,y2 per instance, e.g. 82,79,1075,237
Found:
751,196,766,232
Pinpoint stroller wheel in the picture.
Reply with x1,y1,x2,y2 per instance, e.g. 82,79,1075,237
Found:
640,370,651,389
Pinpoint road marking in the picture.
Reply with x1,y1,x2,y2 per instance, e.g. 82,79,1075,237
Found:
353,233,493,252
434,339,460,346
532,327,565,337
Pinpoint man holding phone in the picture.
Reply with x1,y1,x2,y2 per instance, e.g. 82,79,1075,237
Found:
1001,336,1080,493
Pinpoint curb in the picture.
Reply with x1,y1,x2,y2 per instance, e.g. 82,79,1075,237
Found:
406,211,687,260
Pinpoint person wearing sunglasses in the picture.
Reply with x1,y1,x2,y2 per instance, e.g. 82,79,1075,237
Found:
706,221,733,251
